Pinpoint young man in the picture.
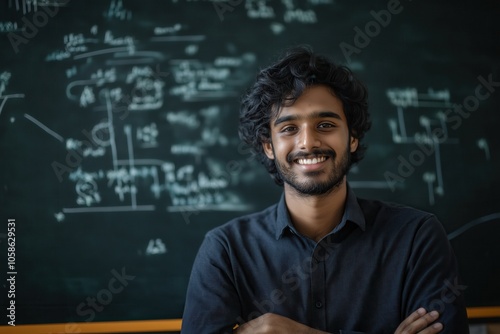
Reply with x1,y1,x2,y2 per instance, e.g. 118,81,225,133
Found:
181,47,469,333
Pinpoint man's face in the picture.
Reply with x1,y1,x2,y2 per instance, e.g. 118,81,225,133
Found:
262,85,358,196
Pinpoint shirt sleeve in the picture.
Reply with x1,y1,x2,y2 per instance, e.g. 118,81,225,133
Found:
181,230,240,334
402,215,470,334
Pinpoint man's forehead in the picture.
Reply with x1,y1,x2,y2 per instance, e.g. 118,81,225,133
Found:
273,110,343,126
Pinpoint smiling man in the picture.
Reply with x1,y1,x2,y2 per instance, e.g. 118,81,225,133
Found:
181,46,469,333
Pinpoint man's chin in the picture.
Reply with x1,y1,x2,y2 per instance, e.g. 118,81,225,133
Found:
287,181,336,197
302,170,325,177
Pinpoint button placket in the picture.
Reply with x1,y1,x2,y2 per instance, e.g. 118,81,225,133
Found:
310,242,329,329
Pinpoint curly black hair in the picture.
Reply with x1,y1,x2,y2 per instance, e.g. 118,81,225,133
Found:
239,45,371,186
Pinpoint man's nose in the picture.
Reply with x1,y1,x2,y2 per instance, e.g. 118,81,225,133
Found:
298,126,321,151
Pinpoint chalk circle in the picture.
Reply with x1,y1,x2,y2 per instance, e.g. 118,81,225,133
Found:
92,121,112,147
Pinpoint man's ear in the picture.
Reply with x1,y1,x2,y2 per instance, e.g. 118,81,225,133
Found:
262,141,274,159
350,135,359,153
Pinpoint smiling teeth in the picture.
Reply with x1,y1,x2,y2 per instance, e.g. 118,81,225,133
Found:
297,156,327,165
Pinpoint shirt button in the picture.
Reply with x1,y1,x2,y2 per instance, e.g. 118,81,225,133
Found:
315,301,323,308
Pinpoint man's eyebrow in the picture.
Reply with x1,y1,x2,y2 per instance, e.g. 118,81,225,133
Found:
316,111,342,120
273,111,342,126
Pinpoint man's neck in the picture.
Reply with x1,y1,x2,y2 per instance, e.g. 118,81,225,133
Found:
284,178,348,243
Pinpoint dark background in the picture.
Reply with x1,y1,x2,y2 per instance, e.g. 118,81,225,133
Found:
0,0,499,325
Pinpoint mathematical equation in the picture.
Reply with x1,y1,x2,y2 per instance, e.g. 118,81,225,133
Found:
36,17,260,219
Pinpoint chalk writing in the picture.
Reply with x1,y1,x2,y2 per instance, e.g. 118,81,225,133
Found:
103,0,132,21
246,0,275,19
386,87,459,204
33,21,258,215
146,239,167,255
0,21,19,32
477,138,490,161
0,72,25,117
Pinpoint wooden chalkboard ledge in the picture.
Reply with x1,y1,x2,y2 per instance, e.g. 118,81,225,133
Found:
0,319,182,333
467,307,500,319
2,308,500,334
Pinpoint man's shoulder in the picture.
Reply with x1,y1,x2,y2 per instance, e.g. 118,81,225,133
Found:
357,196,438,226
206,201,279,240
355,197,447,245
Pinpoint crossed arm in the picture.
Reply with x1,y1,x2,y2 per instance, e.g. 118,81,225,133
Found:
235,308,443,334
182,217,469,334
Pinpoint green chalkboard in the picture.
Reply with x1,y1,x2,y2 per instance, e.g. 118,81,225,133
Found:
0,0,499,325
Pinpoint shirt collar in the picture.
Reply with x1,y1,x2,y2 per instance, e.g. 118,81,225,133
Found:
274,182,366,240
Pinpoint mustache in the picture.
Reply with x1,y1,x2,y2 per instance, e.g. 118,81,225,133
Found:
286,149,336,163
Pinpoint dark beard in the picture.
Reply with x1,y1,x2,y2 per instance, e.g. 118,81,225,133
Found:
274,146,351,197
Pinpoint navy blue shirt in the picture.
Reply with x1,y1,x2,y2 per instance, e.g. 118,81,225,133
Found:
181,185,469,333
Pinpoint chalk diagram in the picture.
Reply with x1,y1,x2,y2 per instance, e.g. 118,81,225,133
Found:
3,17,258,224
66,52,253,216
386,87,458,205
384,87,498,240
2,0,497,243
350,87,463,203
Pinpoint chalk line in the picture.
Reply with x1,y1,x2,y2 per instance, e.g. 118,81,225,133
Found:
24,113,64,142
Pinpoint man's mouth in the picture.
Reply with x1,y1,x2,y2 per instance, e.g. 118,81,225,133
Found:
295,156,328,165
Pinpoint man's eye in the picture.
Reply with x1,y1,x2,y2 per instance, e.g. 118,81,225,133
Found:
281,126,297,132
318,123,334,128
